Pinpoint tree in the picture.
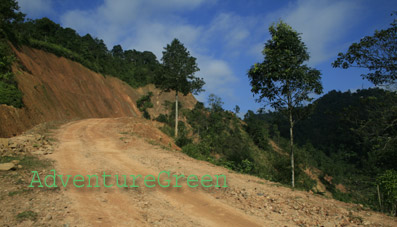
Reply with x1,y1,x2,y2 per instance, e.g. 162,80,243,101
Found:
332,13,396,86
248,21,323,187
234,105,240,114
157,38,205,137
0,0,25,34
377,169,397,216
208,93,223,112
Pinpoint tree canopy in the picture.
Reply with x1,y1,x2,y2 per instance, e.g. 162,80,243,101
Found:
156,38,205,137
332,14,396,86
157,38,204,95
248,21,323,187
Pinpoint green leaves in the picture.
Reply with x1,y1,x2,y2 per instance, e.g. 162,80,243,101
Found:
136,92,154,119
248,20,323,114
0,36,23,108
333,15,396,86
157,38,205,95
377,169,397,215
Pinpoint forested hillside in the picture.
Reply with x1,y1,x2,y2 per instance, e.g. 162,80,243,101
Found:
0,0,396,217
254,88,397,213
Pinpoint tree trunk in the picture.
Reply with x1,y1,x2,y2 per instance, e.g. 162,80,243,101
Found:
289,108,295,188
175,91,179,138
377,184,382,211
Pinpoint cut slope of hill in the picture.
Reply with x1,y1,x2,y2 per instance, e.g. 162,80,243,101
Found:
0,46,196,137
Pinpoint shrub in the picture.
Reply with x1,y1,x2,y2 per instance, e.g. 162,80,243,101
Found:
136,92,153,119
377,169,397,215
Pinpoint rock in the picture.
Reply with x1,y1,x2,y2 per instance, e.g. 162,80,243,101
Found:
0,138,8,148
363,220,371,225
9,142,17,149
0,162,15,171
45,214,52,221
11,160,20,165
18,165,23,169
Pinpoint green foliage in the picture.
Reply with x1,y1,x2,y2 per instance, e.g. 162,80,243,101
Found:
248,20,323,187
234,105,240,114
183,99,255,173
377,170,397,215
155,38,204,137
0,0,25,41
207,93,224,112
28,38,87,64
136,92,153,119
15,17,162,88
155,114,168,123
260,87,397,212
248,21,323,111
182,143,211,160
0,37,23,107
287,88,397,172
156,38,205,96
0,78,23,107
244,110,270,150
333,14,396,86
16,210,37,222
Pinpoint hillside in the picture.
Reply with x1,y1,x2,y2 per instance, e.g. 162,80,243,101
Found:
0,45,196,137
1,117,396,226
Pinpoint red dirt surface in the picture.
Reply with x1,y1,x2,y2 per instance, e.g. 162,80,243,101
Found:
0,46,196,137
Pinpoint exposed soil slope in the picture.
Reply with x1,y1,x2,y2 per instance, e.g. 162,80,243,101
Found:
0,46,196,137
43,118,395,226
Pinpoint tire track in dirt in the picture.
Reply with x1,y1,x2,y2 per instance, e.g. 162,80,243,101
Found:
50,118,264,226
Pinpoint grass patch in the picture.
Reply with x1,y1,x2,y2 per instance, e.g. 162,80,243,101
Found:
8,188,31,197
16,210,37,222
0,155,52,170
46,137,58,143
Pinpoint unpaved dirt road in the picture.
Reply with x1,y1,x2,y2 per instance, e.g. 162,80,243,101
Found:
48,118,396,226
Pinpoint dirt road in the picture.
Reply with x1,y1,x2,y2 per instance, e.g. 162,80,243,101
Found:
49,118,396,226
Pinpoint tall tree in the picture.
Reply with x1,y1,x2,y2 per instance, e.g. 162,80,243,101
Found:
248,21,323,187
332,13,396,86
0,0,25,31
157,38,205,137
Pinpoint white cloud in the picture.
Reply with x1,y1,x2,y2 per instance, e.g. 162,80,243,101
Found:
197,55,238,98
60,0,238,100
17,0,53,18
60,0,206,52
207,13,251,47
268,0,361,65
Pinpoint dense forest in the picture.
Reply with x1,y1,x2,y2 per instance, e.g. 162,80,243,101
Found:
1,1,162,107
0,0,396,216
249,88,397,212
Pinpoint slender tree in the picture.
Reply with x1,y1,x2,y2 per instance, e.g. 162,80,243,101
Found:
332,13,396,86
157,38,205,137
248,21,323,187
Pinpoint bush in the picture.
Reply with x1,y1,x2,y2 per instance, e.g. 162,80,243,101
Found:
0,40,23,108
182,143,209,160
0,79,23,107
175,134,192,148
377,169,397,216
155,114,168,123
136,92,153,119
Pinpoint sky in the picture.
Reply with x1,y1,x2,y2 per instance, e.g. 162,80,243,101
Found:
17,0,397,116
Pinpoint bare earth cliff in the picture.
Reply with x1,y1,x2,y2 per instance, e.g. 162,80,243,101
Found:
0,46,196,137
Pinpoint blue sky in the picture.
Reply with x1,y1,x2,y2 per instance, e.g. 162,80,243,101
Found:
17,0,396,116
